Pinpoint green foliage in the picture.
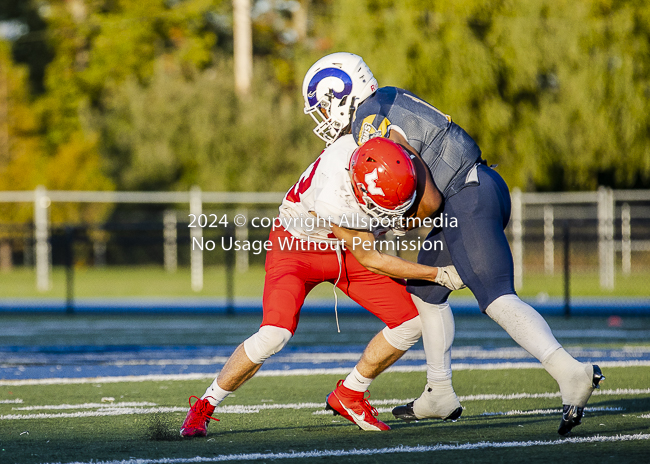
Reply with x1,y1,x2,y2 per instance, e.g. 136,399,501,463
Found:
1,2,116,225
319,0,650,190
0,40,47,225
98,56,320,192
2,0,650,203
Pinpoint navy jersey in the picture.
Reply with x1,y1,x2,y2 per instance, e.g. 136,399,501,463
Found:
351,87,482,198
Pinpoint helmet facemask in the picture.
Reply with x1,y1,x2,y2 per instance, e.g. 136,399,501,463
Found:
302,53,378,145
355,183,416,235
305,93,360,146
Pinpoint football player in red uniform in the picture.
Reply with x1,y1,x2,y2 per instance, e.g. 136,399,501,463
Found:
180,136,464,437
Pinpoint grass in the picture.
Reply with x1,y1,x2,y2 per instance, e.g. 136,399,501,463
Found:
1,313,648,462
1,367,649,463
1,265,650,300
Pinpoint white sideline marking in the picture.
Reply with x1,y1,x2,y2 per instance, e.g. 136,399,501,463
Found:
40,433,650,464
7,346,649,369
479,407,624,416
3,390,645,421
0,373,216,386
0,398,23,404
1,407,187,420
1,402,332,420
108,357,231,367
460,388,650,401
315,406,625,416
12,402,156,411
2,359,650,386
4,389,649,413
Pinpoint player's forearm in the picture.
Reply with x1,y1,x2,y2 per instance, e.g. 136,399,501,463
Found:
353,249,438,281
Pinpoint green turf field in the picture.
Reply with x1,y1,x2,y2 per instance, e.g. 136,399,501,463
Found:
2,265,650,299
1,367,649,463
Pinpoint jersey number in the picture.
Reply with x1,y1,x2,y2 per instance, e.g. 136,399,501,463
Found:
285,157,322,203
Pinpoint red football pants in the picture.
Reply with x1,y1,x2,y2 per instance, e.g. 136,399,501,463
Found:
261,227,419,334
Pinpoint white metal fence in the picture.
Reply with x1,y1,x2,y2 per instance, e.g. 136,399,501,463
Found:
1,186,650,294
511,187,650,289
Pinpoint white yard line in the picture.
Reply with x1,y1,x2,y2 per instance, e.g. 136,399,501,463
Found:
314,406,624,416
459,388,650,401
12,402,157,411
40,433,650,464
5,346,650,369
3,390,647,421
2,359,649,386
1,407,186,420
479,407,624,416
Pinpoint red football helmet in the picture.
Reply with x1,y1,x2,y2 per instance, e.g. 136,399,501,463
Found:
348,137,417,222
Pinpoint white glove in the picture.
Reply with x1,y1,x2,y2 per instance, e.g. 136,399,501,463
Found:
434,265,466,291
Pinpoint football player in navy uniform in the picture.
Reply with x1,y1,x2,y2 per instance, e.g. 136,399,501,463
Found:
302,52,603,435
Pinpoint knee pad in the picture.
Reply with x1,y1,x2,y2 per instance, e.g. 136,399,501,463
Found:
382,316,422,351
243,325,292,364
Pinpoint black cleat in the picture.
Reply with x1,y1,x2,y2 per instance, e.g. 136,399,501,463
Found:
392,401,463,423
392,401,418,422
557,365,605,436
325,394,340,416
558,404,584,436
445,406,463,421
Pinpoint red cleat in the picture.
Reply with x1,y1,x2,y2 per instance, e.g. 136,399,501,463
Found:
325,380,390,431
180,396,218,437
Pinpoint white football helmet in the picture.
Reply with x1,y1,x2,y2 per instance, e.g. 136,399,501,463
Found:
302,52,378,145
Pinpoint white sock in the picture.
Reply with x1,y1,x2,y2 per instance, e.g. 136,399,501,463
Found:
426,378,455,391
411,295,454,384
542,347,593,405
486,295,592,404
202,379,232,406
485,294,561,361
343,366,373,393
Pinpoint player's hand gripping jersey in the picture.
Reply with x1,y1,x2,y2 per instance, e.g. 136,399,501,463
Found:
351,87,482,199
278,135,388,242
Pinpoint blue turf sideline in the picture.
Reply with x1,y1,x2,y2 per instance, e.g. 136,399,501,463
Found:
2,345,649,381
1,296,648,315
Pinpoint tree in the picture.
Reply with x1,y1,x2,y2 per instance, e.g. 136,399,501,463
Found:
98,55,319,192
0,40,46,214
0,39,46,269
313,0,650,191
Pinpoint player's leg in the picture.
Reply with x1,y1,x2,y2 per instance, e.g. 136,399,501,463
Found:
337,251,423,378
444,165,603,434
399,231,461,421
392,295,462,422
485,294,604,435
325,317,422,431
325,251,422,430
204,254,313,398
181,230,316,437
182,324,294,437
